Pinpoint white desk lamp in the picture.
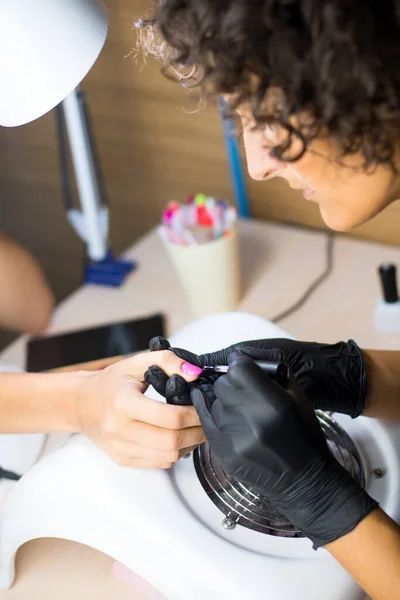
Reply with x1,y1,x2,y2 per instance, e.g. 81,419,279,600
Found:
0,0,134,285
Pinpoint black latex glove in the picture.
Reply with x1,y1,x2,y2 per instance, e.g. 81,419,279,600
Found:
145,336,366,416
145,336,220,406
191,352,378,549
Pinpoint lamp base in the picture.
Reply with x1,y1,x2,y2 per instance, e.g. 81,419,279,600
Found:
85,250,136,287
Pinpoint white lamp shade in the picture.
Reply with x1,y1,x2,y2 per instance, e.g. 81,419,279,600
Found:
0,0,108,127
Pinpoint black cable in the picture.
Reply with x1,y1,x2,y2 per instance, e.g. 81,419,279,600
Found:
270,232,335,324
0,466,22,481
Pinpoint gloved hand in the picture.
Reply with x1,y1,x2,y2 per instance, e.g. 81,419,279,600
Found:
145,336,219,406
190,352,378,549
145,336,366,416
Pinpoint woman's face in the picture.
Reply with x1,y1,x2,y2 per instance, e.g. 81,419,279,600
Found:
239,106,400,231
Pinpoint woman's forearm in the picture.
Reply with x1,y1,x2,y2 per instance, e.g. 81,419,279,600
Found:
49,354,129,373
327,508,400,600
0,371,85,433
362,349,400,420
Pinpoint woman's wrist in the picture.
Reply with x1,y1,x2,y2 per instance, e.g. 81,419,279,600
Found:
362,349,400,420
326,508,400,600
0,370,92,434
56,370,93,433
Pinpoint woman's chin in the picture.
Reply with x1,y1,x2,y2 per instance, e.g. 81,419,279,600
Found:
319,205,363,232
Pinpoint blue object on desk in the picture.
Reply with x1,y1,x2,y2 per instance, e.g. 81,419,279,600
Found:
219,97,250,218
85,249,136,287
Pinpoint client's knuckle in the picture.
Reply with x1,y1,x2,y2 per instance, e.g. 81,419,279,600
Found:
166,428,183,450
169,407,185,430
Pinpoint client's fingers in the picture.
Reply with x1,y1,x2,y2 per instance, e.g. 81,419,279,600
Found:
144,365,169,397
149,336,171,352
165,374,191,406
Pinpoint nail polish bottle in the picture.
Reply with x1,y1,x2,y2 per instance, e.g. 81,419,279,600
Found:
374,264,400,333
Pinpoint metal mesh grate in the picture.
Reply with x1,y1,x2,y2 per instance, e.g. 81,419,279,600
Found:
193,411,365,537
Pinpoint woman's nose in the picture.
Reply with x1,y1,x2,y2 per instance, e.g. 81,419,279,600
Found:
243,130,281,181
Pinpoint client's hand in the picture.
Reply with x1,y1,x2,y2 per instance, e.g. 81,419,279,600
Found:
190,353,378,548
75,350,205,468
146,336,367,417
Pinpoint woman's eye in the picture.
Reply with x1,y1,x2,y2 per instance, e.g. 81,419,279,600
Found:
242,119,256,132
239,117,281,146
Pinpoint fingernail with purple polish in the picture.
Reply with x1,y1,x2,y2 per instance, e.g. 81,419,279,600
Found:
181,362,203,377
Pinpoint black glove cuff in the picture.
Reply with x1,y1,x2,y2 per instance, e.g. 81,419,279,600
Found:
270,453,378,549
308,489,378,550
309,339,367,418
348,339,368,418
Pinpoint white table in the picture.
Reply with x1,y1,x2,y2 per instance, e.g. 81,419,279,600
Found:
1,218,399,600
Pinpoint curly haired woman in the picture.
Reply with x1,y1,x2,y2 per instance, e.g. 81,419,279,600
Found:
139,3,400,599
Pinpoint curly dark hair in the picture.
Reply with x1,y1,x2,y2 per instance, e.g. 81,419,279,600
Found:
137,0,400,169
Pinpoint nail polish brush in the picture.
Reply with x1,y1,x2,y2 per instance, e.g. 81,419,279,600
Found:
202,361,288,386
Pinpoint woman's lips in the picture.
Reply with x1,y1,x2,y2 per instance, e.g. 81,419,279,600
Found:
303,188,316,201
287,182,317,201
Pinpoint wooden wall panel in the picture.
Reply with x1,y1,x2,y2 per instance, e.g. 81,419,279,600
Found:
0,0,399,329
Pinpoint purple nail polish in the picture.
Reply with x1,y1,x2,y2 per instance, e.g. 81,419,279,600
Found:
181,362,203,378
